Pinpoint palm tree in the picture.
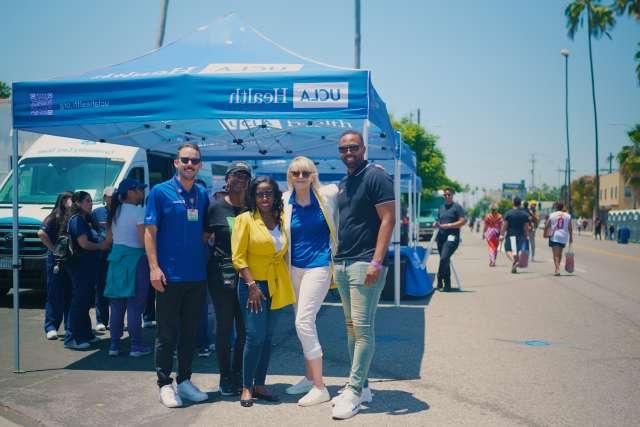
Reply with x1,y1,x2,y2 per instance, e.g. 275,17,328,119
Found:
616,124,640,208
612,1,640,83
565,0,615,223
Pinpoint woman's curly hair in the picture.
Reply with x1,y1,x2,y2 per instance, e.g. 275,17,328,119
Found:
246,176,283,223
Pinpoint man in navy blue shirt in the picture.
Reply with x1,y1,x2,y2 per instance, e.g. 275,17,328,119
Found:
144,143,210,408
331,130,395,420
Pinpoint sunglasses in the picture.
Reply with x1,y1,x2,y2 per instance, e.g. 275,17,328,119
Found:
338,144,361,154
256,191,274,199
290,170,311,178
179,157,202,165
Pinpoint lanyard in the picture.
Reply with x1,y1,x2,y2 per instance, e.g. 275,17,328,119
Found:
171,176,198,209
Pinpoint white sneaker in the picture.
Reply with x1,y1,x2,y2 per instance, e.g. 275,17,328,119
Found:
46,330,58,340
331,389,361,420
286,377,313,395
298,386,330,407
331,386,373,406
176,380,208,402
95,323,107,332
159,385,183,408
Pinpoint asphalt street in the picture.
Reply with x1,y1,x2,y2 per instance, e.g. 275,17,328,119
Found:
1,229,638,426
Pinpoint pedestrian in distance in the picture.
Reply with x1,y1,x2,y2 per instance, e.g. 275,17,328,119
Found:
594,217,603,240
331,130,395,420
282,156,338,407
62,191,111,349
206,161,252,396
544,201,573,276
144,143,211,408
482,204,503,267
500,197,531,274
608,224,615,240
528,201,540,261
91,186,115,333
435,188,466,291
38,191,73,340
104,178,152,358
231,176,295,407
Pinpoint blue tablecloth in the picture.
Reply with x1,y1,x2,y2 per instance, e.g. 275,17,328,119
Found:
387,245,433,297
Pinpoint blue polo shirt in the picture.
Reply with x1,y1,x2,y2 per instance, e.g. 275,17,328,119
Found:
289,191,331,268
144,177,209,283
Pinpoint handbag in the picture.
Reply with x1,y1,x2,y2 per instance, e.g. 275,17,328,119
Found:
220,257,238,290
564,244,575,273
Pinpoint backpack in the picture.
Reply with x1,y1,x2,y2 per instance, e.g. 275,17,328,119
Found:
52,215,78,271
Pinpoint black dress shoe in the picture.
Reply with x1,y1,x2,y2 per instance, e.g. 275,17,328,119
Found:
252,390,279,402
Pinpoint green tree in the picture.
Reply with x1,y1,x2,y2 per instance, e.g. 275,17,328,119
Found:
571,175,596,217
566,0,616,218
526,184,561,201
612,0,640,82
392,116,461,197
616,123,640,206
0,81,10,99
496,198,513,215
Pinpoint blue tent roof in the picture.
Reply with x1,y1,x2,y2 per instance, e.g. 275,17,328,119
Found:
11,13,396,161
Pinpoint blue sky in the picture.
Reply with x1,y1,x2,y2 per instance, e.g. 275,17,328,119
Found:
1,0,639,190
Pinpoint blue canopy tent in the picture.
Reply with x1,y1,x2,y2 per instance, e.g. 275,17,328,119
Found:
9,13,407,371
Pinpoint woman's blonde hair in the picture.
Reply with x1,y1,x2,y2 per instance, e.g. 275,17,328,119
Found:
287,156,321,191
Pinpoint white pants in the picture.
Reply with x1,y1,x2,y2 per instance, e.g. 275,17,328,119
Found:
291,265,331,360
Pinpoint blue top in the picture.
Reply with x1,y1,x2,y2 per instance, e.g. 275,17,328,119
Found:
144,176,209,283
289,191,331,268
67,214,100,270
41,216,59,265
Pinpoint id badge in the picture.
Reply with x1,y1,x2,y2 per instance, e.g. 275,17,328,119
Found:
447,234,456,242
187,208,199,221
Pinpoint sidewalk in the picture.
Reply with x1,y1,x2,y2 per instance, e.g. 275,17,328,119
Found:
1,228,639,426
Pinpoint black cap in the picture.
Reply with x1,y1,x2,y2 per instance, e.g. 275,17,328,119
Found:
225,161,252,177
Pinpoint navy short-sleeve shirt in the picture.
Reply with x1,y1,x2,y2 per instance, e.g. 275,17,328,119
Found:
145,177,209,283
335,161,394,263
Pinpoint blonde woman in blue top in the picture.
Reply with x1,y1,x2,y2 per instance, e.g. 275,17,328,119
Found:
282,156,338,407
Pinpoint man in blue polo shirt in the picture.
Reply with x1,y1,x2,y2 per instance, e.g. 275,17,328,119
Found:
331,130,395,420
144,143,210,408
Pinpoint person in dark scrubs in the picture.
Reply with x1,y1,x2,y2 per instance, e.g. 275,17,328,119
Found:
435,188,466,291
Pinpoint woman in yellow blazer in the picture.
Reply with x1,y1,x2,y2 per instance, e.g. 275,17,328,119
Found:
232,176,295,407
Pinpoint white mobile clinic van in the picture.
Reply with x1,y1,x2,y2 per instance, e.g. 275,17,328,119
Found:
0,135,175,294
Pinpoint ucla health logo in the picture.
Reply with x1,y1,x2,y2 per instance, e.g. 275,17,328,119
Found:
293,83,348,109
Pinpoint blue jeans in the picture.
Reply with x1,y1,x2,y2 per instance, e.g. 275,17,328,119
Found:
334,261,387,394
43,258,72,333
237,280,280,389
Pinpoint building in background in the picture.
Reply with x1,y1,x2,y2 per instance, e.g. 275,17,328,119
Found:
599,171,636,211
502,180,526,200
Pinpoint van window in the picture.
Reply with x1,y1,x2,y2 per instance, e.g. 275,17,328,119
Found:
147,152,175,188
127,167,145,183
0,156,124,205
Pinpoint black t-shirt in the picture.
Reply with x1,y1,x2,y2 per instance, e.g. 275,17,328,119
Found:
436,202,465,238
335,161,395,262
504,208,531,236
206,198,246,260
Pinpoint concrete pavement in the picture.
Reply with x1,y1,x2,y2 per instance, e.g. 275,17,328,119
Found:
1,229,639,426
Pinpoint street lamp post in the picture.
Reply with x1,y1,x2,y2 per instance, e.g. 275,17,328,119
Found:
561,48,572,214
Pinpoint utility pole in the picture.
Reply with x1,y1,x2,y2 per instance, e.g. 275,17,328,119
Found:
354,0,361,69
156,0,169,49
530,154,536,191
606,152,614,173
417,108,421,125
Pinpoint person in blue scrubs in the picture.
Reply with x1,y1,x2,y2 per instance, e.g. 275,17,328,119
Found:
91,186,114,332
63,191,111,350
37,191,73,340
144,143,210,408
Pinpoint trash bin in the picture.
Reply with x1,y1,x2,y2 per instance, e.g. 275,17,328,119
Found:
618,226,631,244
381,256,407,301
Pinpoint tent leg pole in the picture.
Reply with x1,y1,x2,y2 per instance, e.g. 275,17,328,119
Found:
394,157,401,307
11,129,22,374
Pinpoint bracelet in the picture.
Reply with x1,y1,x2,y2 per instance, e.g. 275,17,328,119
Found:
246,281,257,288
370,260,383,271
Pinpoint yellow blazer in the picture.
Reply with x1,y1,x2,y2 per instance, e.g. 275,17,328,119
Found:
231,210,295,310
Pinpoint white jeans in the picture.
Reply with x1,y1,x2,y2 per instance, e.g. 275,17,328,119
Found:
291,265,331,360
